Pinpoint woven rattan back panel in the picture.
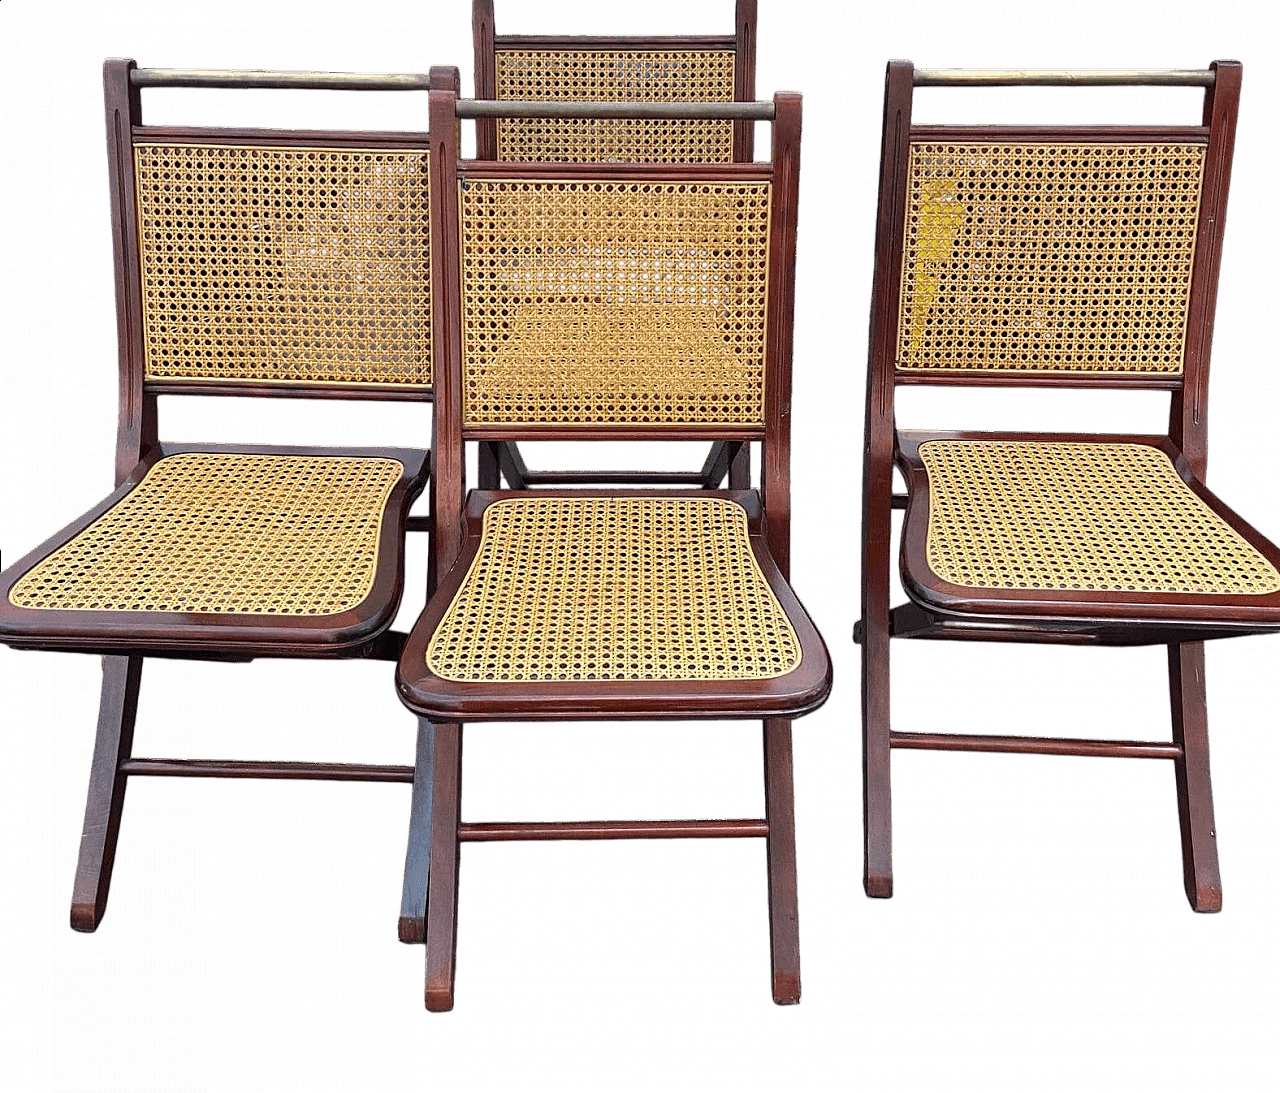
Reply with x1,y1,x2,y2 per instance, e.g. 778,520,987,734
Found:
459,178,771,430
493,49,736,162
897,142,1206,376
135,143,431,388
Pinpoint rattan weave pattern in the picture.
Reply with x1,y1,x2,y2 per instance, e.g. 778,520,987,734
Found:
919,441,1280,594
9,453,404,615
459,179,771,428
426,498,801,682
494,49,736,162
898,143,1205,374
135,143,431,387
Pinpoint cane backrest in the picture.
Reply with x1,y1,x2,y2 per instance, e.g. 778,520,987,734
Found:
475,0,755,164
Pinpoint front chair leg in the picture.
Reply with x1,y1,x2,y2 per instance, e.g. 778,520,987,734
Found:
763,719,801,1005
70,655,143,932
1168,642,1222,913
424,722,463,1011
861,616,893,898
398,720,436,944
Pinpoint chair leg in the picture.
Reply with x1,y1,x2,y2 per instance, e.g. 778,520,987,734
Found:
424,722,463,1011
729,442,751,490
763,719,801,1005
478,442,501,489
70,655,143,932
862,617,893,898
1168,642,1222,913
398,719,436,944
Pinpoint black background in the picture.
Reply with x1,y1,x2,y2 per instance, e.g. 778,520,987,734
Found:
7,4,1269,1029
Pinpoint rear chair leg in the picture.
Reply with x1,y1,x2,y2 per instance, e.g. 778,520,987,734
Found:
1168,642,1222,913
478,442,501,489
398,720,436,944
763,719,801,1005
861,619,893,898
70,655,143,932
424,722,463,1011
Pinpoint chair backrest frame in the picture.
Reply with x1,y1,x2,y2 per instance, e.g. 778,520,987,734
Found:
471,0,757,163
426,83,800,586
104,60,450,486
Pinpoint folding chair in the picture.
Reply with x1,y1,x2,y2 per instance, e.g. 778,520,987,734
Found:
859,60,1280,911
0,60,450,931
471,0,758,493
395,82,830,1009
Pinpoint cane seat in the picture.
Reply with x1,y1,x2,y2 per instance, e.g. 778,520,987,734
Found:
0,447,429,655
398,492,829,720
897,433,1280,629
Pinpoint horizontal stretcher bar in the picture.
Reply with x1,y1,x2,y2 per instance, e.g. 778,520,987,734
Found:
457,819,769,841
120,759,415,782
890,732,1182,759
914,68,1215,87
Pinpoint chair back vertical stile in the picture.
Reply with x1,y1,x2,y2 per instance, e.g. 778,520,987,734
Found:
394,87,830,1009
859,62,1280,912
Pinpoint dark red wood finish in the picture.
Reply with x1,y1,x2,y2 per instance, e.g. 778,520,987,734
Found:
762,91,801,579
105,60,156,484
472,0,498,158
860,60,914,899
858,60,1266,911
69,655,143,932
427,68,465,591
424,722,463,1012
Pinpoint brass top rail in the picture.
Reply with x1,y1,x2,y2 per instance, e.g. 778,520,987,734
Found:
455,99,776,120
914,68,1216,87
131,68,431,91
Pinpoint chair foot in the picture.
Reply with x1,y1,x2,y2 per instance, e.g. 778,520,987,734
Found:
398,719,436,945
424,723,463,1010
763,720,801,1005
1169,642,1223,914
70,655,143,933
862,619,893,901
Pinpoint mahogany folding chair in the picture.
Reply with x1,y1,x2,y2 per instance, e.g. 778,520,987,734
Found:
0,60,448,931
859,60,1280,911
470,0,758,494
394,79,830,1009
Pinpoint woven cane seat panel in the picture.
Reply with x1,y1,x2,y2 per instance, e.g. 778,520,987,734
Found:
135,144,431,387
898,143,1205,374
426,498,801,682
494,49,736,163
9,454,404,615
919,442,1280,595
459,180,770,428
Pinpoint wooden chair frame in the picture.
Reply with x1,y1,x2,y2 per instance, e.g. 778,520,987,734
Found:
471,0,758,494
0,60,453,932
858,60,1277,912
394,76,830,1009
